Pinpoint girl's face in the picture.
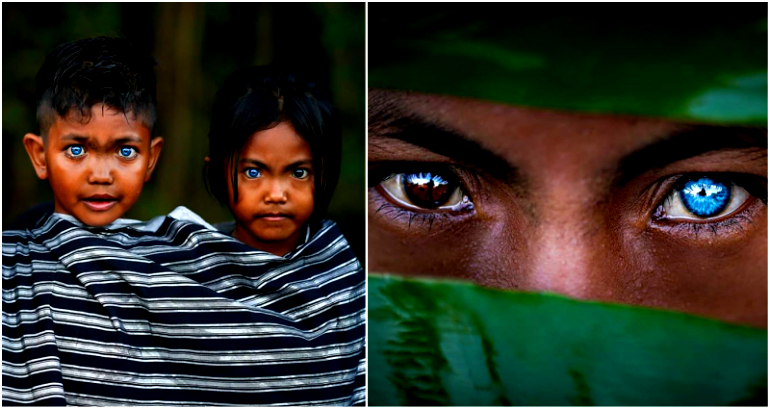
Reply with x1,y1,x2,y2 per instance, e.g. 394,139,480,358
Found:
227,122,315,256
368,89,768,328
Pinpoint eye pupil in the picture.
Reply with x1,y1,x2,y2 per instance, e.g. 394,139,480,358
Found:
403,172,454,208
680,177,730,217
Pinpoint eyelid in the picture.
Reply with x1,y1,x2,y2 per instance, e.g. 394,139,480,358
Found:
653,173,766,224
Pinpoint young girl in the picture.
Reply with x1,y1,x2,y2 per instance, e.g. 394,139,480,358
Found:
204,66,341,257
200,66,365,405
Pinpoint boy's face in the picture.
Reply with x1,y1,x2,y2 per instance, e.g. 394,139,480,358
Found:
227,122,315,256
368,89,768,328
23,104,163,227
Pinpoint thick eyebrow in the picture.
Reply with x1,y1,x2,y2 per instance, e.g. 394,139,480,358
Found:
614,126,768,186
240,158,313,171
59,134,144,146
369,114,519,183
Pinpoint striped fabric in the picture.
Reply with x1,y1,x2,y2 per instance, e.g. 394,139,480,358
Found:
2,208,365,406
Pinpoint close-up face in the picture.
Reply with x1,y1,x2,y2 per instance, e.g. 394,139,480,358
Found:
23,104,161,227
227,121,315,256
369,89,768,328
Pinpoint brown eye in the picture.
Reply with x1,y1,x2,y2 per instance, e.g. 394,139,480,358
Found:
380,171,466,210
403,172,455,208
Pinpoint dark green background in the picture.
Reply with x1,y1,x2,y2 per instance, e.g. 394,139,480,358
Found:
2,3,365,260
369,3,767,125
369,275,768,406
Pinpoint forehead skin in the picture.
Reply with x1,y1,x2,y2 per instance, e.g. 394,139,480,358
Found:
368,89,768,327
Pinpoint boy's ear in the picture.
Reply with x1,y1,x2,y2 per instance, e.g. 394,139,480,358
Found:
144,136,164,181
22,133,48,180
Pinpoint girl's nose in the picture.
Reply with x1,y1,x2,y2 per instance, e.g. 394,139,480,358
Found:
264,179,288,203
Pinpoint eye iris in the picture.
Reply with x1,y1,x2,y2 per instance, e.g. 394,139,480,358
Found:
247,169,259,178
680,177,730,217
71,146,83,155
120,147,132,157
403,172,454,208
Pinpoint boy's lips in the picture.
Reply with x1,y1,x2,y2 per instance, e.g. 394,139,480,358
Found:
82,195,119,212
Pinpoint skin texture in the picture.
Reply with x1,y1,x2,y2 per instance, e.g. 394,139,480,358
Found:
369,89,768,328
227,122,315,256
23,104,163,227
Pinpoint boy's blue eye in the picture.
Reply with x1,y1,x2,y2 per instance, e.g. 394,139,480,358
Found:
67,145,85,157
245,168,261,179
680,177,730,217
661,175,750,221
293,169,310,179
118,147,138,159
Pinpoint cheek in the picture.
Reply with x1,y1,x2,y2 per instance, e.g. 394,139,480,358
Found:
120,161,151,198
294,182,315,219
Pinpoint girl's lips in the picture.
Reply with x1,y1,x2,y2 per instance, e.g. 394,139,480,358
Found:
256,214,291,222
83,199,118,212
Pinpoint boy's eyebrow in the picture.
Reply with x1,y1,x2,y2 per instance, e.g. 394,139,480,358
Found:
613,126,768,186
112,136,144,144
58,134,144,145
369,114,519,183
59,134,90,143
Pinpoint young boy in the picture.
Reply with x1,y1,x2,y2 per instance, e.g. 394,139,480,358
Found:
21,36,163,228
4,38,364,406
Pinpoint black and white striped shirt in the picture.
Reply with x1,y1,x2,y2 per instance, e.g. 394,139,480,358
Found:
3,207,365,406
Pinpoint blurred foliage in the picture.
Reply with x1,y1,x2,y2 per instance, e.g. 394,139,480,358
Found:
369,274,768,406
369,3,767,125
2,3,365,260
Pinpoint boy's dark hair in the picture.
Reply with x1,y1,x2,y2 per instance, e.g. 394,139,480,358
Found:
35,36,158,136
205,65,341,224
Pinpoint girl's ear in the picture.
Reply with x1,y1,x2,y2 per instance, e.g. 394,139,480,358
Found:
144,136,164,181
22,133,48,180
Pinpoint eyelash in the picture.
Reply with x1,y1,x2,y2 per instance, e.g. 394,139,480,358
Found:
64,145,138,159
371,165,766,235
369,163,475,230
650,173,766,235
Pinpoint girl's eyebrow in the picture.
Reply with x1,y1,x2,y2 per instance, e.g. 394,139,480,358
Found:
240,158,313,170
369,114,520,184
286,159,313,168
613,126,768,187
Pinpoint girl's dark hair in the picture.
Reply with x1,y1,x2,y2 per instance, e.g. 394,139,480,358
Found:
35,36,158,135
204,65,341,224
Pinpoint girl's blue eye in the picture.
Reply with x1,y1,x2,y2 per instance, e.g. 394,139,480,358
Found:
118,147,137,159
68,145,85,157
680,177,729,217
293,169,309,179
245,168,261,179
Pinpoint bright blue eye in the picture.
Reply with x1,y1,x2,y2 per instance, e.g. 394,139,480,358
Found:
245,168,261,179
118,147,137,159
679,177,730,217
68,145,84,157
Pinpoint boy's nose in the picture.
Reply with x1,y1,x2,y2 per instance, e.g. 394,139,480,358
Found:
87,159,115,185
518,186,608,300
